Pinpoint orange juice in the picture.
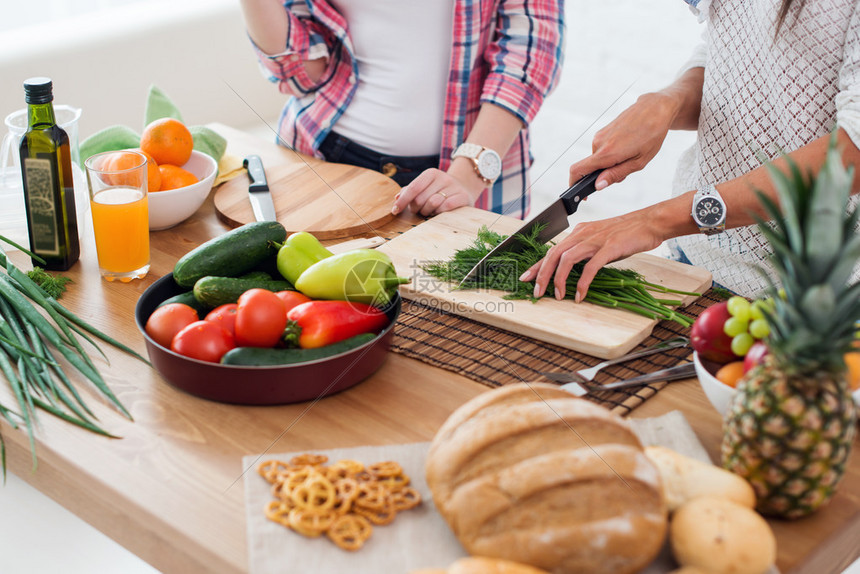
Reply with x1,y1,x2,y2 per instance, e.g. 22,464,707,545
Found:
90,186,149,277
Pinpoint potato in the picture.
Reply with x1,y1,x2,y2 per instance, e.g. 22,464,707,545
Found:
670,497,776,574
645,446,756,511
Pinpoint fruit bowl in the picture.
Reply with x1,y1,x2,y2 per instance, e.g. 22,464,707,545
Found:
694,351,860,415
693,352,736,415
134,273,401,405
148,150,217,231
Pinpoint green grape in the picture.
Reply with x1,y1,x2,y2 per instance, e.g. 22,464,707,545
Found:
749,318,770,339
727,296,751,321
723,316,749,337
731,333,755,356
749,300,765,320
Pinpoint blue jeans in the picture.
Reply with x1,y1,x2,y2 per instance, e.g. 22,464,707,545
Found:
318,131,440,187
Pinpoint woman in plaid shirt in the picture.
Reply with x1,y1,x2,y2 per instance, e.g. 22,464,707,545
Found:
240,0,564,220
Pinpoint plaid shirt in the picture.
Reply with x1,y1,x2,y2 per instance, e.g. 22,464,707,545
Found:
253,0,565,219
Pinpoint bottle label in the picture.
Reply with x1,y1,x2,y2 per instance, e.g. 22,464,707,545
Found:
23,157,60,256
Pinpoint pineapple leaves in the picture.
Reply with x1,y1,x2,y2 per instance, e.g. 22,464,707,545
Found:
806,143,853,279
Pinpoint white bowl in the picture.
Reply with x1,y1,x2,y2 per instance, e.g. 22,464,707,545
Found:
148,150,217,231
694,351,860,415
693,351,736,416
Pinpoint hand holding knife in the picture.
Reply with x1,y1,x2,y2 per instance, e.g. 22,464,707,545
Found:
458,170,602,287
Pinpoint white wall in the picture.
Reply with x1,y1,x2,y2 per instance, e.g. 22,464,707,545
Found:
0,0,285,140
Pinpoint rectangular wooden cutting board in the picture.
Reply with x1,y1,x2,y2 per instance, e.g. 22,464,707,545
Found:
377,207,713,359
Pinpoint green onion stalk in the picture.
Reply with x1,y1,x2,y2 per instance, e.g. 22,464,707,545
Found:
0,234,149,478
422,225,699,328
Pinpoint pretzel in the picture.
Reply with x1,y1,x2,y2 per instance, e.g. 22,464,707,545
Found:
391,487,422,511
353,500,397,526
332,459,365,475
378,473,410,492
288,507,337,537
258,460,293,484
367,461,403,478
354,482,391,512
291,473,336,512
264,500,292,527
259,453,421,551
327,514,373,551
290,453,329,467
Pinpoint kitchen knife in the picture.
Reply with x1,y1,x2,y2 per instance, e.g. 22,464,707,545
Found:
458,170,602,287
243,155,278,222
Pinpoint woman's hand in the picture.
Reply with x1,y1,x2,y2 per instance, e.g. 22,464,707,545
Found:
569,92,680,191
519,207,671,302
391,168,480,216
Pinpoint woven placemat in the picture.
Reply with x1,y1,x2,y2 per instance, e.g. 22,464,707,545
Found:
391,288,725,416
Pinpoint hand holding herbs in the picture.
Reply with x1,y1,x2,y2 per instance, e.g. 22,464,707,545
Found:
422,225,698,328
0,235,148,474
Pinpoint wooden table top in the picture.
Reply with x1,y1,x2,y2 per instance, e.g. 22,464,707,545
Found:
1,124,857,574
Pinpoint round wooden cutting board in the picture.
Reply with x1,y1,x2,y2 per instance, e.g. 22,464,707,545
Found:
214,155,400,239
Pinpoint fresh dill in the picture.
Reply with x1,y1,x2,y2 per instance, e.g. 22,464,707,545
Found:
421,225,699,327
26,267,73,299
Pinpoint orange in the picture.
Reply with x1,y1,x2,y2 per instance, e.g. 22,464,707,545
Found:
140,118,194,167
158,164,199,191
715,361,746,388
102,150,152,189
845,352,860,391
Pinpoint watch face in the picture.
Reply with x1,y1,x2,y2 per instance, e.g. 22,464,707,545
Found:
695,197,725,226
478,150,502,180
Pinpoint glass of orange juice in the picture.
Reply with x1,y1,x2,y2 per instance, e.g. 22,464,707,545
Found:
84,150,150,282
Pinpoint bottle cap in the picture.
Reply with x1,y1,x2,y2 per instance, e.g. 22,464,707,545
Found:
23,77,54,105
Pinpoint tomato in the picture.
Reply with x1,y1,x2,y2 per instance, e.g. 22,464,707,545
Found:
145,303,199,348
170,320,235,363
205,303,238,338
235,288,287,347
275,290,313,314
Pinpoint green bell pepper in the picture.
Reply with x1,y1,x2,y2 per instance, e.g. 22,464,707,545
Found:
275,231,334,284
294,249,409,306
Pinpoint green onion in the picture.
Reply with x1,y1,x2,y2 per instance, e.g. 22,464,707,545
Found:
0,234,146,475
422,225,697,328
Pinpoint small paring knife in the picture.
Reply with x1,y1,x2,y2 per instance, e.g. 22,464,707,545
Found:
458,170,602,287
244,155,278,222
552,362,697,397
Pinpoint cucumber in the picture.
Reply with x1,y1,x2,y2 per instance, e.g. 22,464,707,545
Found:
173,221,287,288
157,291,211,316
193,276,294,308
238,271,273,281
220,334,378,366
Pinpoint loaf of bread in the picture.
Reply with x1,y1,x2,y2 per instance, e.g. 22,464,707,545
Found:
425,383,667,574
645,445,756,510
410,556,550,574
670,496,777,574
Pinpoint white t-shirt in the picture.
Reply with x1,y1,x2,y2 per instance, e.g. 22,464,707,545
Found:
671,0,860,297
327,0,453,157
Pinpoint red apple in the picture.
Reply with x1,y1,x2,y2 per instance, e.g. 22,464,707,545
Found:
691,301,740,364
743,341,770,373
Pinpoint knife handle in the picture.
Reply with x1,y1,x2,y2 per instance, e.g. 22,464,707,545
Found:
559,170,601,216
243,155,267,191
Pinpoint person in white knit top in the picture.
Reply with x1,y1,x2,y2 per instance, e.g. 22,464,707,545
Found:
521,0,860,300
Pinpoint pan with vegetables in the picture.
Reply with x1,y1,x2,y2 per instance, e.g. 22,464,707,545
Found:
134,223,403,405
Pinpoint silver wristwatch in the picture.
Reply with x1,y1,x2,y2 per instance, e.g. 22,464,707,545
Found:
691,184,726,235
451,143,502,186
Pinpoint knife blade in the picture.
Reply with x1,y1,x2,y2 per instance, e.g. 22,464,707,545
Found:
458,170,602,287
243,155,278,222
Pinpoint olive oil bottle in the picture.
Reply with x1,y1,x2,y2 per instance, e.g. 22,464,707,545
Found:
19,77,80,270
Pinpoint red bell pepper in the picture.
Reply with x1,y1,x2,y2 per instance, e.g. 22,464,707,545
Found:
285,300,389,349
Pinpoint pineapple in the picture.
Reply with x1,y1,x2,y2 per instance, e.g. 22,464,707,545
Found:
721,136,860,519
